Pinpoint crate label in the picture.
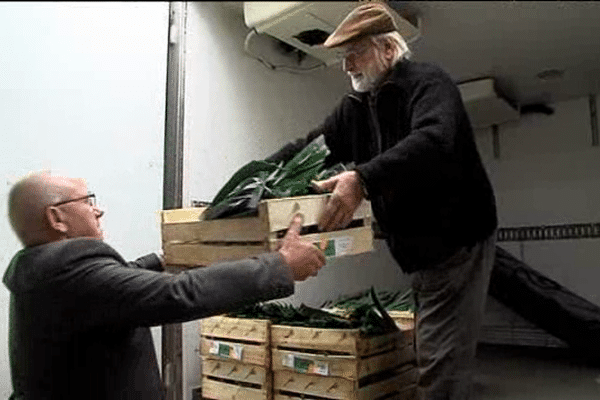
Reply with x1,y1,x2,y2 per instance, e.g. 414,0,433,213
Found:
283,354,329,376
314,237,353,257
334,236,353,256
208,340,243,360
317,239,336,257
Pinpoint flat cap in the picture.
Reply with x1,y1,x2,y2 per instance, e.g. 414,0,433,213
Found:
323,2,399,48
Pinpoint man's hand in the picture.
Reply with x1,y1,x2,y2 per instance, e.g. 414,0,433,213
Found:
278,214,326,281
313,170,364,231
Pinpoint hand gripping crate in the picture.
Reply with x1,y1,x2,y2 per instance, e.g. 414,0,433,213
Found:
200,315,273,400
270,324,417,400
161,194,373,272
387,311,415,332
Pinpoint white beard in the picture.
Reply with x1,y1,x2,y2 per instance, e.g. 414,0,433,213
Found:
349,73,377,92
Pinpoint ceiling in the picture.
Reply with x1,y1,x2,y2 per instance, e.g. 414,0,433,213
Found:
220,1,600,107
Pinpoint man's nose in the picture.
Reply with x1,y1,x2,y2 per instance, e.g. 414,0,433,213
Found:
95,208,104,218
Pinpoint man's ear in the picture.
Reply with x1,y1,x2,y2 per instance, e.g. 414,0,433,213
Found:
45,206,68,234
384,41,395,61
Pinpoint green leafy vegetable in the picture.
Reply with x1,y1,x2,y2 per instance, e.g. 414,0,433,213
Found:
204,135,349,220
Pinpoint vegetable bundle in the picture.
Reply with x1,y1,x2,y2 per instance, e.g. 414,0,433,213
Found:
321,287,415,313
228,288,398,336
204,135,349,220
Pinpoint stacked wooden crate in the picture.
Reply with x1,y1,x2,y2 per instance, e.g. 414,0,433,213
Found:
200,316,273,400
270,324,417,400
199,314,417,400
161,194,373,273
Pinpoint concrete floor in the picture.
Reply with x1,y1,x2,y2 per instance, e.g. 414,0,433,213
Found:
472,344,600,400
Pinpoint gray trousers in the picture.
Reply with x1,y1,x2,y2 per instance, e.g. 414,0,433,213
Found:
410,232,496,400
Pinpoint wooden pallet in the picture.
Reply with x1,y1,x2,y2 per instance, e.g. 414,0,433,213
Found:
161,194,373,268
201,316,273,400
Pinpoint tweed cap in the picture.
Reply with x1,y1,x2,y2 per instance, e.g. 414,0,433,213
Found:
323,2,399,48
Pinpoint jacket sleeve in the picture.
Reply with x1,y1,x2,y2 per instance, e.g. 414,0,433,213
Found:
55,241,294,331
355,73,466,196
127,253,163,272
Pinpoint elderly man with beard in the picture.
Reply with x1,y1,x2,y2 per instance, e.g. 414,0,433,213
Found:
266,3,498,400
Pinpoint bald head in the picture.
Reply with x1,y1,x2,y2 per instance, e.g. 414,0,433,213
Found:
8,172,92,246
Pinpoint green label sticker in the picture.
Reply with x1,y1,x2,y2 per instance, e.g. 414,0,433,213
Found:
282,354,329,376
218,343,231,358
208,341,243,360
293,357,311,373
314,239,336,257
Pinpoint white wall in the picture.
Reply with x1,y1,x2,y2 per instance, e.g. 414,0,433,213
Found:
182,2,412,398
0,2,169,397
474,96,600,307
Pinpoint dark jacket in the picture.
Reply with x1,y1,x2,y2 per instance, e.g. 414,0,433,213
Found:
267,60,497,272
3,238,293,400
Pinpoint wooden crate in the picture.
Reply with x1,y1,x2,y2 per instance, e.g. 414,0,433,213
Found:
271,325,415,400
273,361,418,400
271,324,413,356
326,308,415,335
201,316,273,400
161,194,373,268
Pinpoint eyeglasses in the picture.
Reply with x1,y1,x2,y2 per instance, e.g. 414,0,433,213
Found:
51,193,97,208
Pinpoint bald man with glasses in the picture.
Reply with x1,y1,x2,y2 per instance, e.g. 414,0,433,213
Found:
3,171,326,400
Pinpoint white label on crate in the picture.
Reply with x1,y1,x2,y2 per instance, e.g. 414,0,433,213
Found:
334,236,353,256
282,354,329,376
208,340,243,360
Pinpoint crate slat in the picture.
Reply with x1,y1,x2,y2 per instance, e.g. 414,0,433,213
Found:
202,359,269,386
274,370,356,399
272,347,403,380
201,316,270,343
162,216,268,243
202,338,270,367
161,208,205,223
164,242,267,266
271,326,400,357
273,370,397,400
260,195,372,233
202,375,271,400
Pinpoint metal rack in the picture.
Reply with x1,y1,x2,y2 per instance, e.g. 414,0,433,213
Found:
497,222,600,242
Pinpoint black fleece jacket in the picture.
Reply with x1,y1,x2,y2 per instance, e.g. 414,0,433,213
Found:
267,59,497,272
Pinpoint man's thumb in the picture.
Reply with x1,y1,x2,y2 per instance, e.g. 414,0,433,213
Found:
284,213,304,240
312,177,336,193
